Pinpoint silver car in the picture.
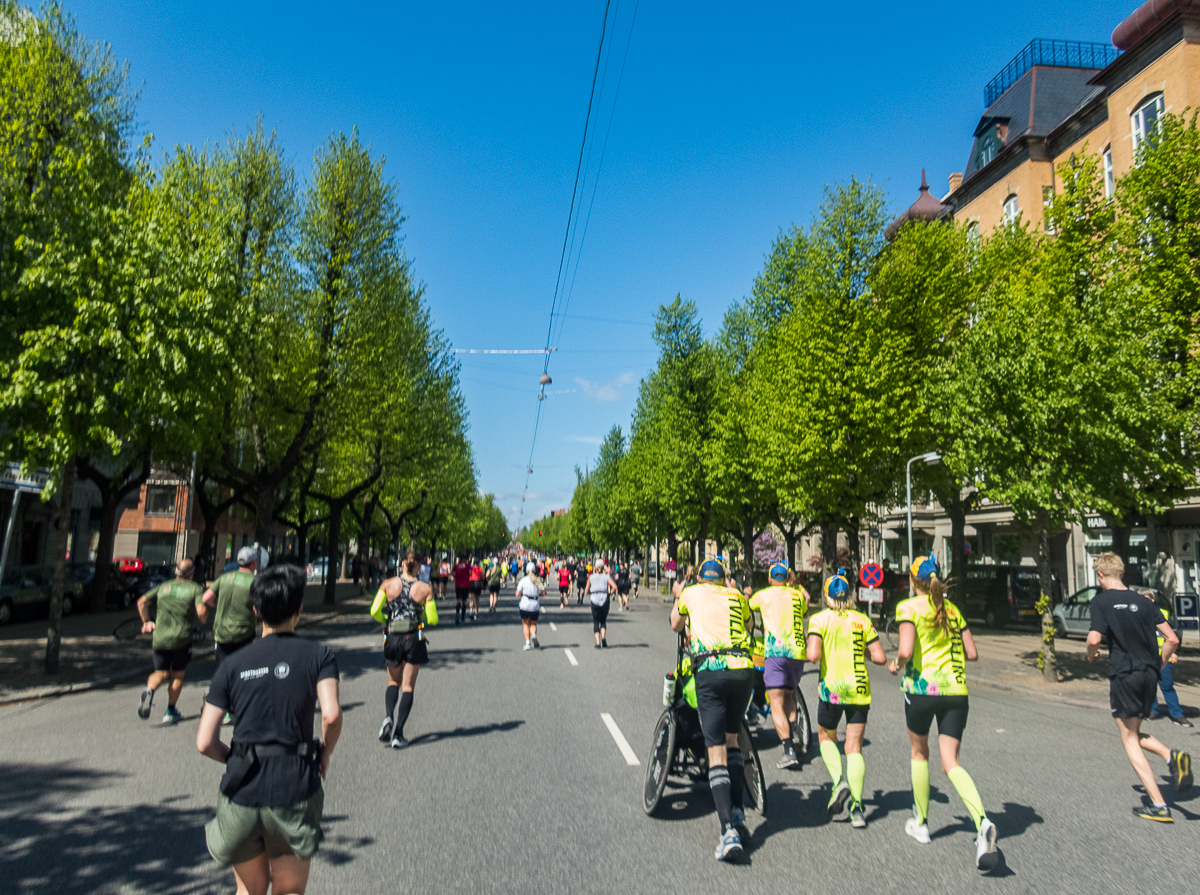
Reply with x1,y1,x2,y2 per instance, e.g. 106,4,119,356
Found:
1052,585,1170,637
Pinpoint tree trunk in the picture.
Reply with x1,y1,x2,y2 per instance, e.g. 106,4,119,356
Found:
1111,524,1131,566
844,518,861,579
254,485,278,548
45,459,75,674
820,523,836,571
667,531,678,563
948,498,967,580
741,514,755,591
89,488,119,613
324,502,344,606
1035,512,1058,683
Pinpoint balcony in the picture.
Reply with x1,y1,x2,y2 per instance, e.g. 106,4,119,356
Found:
984,39,1121,107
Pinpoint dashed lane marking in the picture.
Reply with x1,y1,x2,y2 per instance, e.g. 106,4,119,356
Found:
600,712,640,765
564,648,578,666
550,622,558,631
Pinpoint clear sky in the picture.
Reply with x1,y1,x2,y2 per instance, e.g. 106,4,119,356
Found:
70,0,1134,532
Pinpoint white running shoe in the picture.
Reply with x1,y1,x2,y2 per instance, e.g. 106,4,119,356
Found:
906,809,931,845
975,818,998,871
523,641,532,651
714,827,743,862
378,717,393,742
827,781,851,818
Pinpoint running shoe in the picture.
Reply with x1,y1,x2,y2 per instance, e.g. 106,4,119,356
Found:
1169,750,1193,792
776,746,799,770
905,807,931,844
222,712,233,726
730,806,745,829
162,706,182,725
1170,717,1194,728
378,717,393,743
137,688,154,719
1133,800,1173,822
827,780,851,818
523,641,532,651
594,643,601,650
601,639,608,648
850,801,866,829
530,634,540,649
714,827,743,863
975,817,998,871
390,736,409,750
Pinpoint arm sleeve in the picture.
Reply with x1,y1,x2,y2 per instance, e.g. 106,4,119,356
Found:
206,663,231,711
863,616,880,645
369,589,387,624
1088,600,1108,636
317,646,339,682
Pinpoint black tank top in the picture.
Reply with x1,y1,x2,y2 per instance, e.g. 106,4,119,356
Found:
385,578,420,633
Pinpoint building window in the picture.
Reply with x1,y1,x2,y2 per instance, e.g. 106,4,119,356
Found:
1103,147,1114,198
1003,194,1019,225
144,485,176,516
1042,186,1055,233
1131,93,1164,153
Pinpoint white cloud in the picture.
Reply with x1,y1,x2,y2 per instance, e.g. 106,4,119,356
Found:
565,435,603,446
575,371,635,404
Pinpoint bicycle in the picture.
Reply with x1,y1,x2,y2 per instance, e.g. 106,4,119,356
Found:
643,635,767,817
883,614,900,650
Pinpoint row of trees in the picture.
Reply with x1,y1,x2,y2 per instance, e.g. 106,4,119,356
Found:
0,4,504,672
525,112,1200,681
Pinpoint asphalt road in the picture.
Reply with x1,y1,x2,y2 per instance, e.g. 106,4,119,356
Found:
2,585,1197,894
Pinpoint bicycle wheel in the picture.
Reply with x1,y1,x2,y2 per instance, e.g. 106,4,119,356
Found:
113,616,143,641
885,616,899,650
791,685,812,759
737,722,767,816
643,708,677,816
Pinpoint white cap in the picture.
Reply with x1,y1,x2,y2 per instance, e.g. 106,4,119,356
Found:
237,546,258,567
526,562,535,573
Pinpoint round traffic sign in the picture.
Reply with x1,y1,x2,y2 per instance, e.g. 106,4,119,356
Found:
860,563,883,588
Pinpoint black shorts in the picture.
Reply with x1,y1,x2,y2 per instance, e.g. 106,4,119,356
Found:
519,608,540,621
152,646,192,672
904,693,969,739
455,586,469,601
489,583,501,594
470,582,482,595
215,636,254,668
559,585,569,595
694,668,755,747
591,598,610,632
817,699,869,729
1110,668,1158,720
617,584,631,595
384,631,429,667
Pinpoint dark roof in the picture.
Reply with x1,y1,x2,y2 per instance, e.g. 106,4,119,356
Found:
963,66,1104,182
1113,0,1200,50
885,170,948,241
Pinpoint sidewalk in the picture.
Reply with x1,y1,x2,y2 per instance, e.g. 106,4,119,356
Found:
0,581,369,705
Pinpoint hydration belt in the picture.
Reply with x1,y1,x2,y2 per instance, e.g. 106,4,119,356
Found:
689,647,752,666
221,740,322,797
387,618,419,634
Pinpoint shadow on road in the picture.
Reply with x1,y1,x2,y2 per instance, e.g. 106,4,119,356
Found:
407,720,525,746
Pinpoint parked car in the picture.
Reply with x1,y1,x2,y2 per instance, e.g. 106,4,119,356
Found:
0,564,88,624
114,557,144,576
66,561,135,609
130,562,174,599
1052,585,1172,638
306,558,333,581
955,564,1042,628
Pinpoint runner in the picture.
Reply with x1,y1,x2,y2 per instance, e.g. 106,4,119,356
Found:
468,558,483,621
418,555,431,586
588,561,617,648
136,558,205,724
630,560,642,599
1086,551,1191,821
516,562,545,651
557,563,571,608
806,569,887,827
452,555,471,625
486,558,504,613
199,546,260,725
574,561,589,606
748,562,810,769
197,564,341,894
615,562,632,611
670,559,755,862
889,554,998,871
437,558,451,599
370,552,434,749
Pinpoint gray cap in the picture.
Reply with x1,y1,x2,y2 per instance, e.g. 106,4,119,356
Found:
237,546,258,567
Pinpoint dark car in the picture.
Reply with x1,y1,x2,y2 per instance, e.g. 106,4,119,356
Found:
954,564,1043,628
67,561,135,610
130,562,174,599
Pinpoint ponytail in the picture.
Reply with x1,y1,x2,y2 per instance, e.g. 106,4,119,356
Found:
403,552,419,577
911,572,951,635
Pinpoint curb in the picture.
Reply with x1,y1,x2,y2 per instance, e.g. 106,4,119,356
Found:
0,609,347,708
969,674,1110,711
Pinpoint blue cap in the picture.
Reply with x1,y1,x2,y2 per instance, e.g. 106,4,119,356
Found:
769,562,789,580
910,554,940,582
824,571,850,600
699,560,725,581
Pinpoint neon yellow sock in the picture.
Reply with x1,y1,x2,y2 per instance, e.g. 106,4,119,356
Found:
947,766,986,830
846,752,865,803
911,759,930,824
820,740,843,786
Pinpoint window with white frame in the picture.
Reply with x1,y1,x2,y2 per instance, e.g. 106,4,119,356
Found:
1003,194,1019,225
1131,93,1164,153
1103,147,1114,198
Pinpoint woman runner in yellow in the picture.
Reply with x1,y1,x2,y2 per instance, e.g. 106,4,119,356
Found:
806,569,886,828
889,554,998,872
749,562,811,770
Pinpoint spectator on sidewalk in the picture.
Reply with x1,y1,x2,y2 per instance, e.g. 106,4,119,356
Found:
1086,552,1192,822
1147,590,1193,728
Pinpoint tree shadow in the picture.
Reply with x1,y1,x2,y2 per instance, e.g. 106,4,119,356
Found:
407,720,525,746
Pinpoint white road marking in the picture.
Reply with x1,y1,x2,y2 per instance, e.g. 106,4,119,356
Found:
564,648,578,666
601,712,641,765
550,622,558,631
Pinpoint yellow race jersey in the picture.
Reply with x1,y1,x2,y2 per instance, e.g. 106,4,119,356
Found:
677,583,754,672
807,608,878,705
895,594,969,696
749,585,808,658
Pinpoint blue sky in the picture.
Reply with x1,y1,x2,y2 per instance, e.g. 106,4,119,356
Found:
71,0,1133,531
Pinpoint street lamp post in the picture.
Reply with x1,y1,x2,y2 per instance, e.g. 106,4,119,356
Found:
906,451,942,594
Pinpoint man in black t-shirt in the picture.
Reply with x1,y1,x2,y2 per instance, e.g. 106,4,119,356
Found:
1086,552,1190,822
197,565,342,892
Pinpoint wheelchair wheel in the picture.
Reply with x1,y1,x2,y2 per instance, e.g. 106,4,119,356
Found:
112,616,143,641
791,685,812,759
737,722,767,816
643,708,677,816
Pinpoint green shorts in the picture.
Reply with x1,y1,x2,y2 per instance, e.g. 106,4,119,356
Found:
205,789,324,866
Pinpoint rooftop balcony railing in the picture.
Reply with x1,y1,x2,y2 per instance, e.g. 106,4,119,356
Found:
984,39,1121,107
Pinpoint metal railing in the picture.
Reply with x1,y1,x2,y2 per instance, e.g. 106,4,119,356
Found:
985,39,1121,107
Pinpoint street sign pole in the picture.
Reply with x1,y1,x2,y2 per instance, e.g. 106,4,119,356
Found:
0,490,20,592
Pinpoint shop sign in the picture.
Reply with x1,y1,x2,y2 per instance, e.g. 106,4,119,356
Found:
1,463,50,494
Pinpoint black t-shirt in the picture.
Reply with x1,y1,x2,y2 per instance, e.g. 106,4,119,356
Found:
207,632,339,807
1089,588,1162,678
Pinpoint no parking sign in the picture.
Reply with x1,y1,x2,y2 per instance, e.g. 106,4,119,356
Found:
859,563,883,588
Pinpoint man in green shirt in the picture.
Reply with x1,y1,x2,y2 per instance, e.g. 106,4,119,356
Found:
136,559,205,724
200,546,259,670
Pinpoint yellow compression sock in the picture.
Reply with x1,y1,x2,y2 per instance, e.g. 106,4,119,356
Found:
947,766,986,830
911,760,930,824
820,740,843,786
846,752,865,804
